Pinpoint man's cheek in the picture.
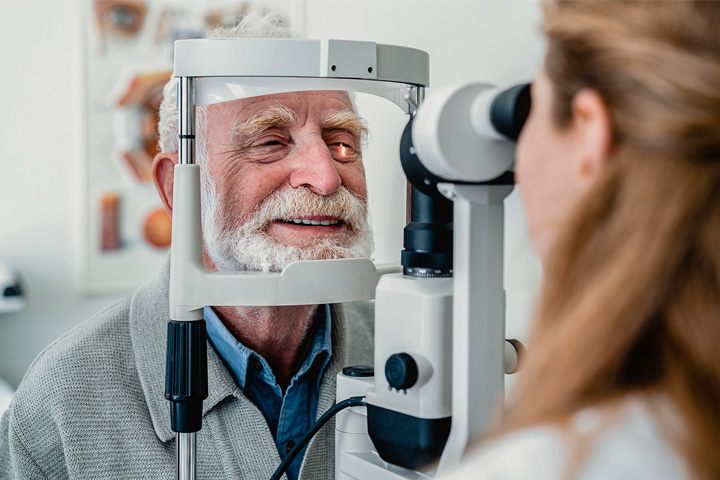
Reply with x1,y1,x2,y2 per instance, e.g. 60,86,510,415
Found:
243,170,289,202
344,175,368,202
217,194,254,232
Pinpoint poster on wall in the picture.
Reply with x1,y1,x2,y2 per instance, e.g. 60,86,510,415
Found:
78,0,302,294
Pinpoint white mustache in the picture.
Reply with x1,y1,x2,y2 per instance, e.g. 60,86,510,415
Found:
246,186,367,233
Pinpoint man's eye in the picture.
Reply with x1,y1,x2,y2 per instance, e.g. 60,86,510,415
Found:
252,137,286,148
329,142,356,159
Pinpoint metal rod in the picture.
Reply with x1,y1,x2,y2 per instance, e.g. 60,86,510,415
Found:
178,77,196,166
176,75,198,480
177,432,197,480
416,86,425,104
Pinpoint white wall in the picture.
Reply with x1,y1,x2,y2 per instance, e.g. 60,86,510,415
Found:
0,1,124,389
0,0,544,389
303,0,546,345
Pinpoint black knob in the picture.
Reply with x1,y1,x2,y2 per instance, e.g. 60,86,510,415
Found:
342,365,374,378
385,353,419,390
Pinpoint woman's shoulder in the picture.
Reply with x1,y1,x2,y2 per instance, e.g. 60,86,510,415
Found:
442,396,689,479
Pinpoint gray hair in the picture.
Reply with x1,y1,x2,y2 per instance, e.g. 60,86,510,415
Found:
157,9,298,155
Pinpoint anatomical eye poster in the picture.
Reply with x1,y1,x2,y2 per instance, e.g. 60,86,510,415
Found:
78,0,301,293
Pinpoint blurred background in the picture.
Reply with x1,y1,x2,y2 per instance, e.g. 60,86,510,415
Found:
0,0,544,407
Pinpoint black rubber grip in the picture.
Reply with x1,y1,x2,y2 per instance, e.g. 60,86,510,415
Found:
165,320,208,433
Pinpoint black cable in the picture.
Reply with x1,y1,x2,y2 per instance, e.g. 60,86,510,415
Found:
269,396,366,480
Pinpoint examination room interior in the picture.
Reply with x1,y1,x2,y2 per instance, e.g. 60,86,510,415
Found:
0,0,545,412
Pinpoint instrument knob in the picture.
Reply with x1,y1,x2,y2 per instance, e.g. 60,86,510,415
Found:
385,353,419,390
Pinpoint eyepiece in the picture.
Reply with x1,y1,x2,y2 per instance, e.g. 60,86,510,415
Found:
490,83,531,142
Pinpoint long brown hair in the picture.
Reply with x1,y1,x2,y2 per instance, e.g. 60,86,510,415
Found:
505,2,720,478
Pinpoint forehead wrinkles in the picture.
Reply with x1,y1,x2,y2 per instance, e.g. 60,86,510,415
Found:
232,104,299,138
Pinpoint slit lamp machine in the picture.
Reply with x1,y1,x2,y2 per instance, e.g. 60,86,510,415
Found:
166,37,530,480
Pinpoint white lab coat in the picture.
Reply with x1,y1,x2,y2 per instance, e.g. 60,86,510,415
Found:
441,397,689,479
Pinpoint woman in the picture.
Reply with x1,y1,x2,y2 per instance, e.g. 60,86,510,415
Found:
445,1,720,478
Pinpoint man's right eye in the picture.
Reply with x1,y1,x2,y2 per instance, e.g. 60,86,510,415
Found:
252,137,287,148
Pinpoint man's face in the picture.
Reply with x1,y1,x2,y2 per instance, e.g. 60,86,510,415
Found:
200,90,373,271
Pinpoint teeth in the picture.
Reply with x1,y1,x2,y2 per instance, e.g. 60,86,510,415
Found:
282,218,340,225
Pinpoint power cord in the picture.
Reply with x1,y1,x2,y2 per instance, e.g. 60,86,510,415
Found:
269,396,366,480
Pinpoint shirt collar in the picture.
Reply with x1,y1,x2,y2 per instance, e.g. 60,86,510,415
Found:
204,306,254,390
295,304,333,391
204,305,333,392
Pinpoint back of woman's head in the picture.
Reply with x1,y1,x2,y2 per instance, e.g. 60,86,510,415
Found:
508,2,720,478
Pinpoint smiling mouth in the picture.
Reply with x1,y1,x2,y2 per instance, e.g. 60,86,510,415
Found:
275,218,344,226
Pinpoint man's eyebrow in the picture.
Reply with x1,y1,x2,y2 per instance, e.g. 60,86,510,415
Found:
232,104,298,138
323,110,369,146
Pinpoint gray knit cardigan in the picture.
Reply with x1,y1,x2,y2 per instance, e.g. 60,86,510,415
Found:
0,261,374,479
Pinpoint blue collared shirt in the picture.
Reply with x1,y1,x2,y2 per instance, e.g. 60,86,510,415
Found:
204,305,333,480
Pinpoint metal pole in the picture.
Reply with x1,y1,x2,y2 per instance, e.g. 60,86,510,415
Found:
178,77,196,165
177,432,197,480
170,76,204,480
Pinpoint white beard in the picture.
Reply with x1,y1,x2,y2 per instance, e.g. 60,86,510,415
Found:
203,185,374,273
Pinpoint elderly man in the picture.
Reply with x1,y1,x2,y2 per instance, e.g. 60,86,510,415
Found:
0,12,374,480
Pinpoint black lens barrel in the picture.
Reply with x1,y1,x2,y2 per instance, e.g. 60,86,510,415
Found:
401,187,454,277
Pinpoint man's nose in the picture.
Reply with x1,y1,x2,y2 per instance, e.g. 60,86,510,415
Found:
288,137,342,195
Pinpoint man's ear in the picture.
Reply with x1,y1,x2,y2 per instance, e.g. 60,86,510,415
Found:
152,152,179,217
571,88,612,187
